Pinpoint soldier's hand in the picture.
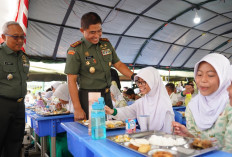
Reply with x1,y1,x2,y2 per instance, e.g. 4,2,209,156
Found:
104,105,114,115
74,108,86,121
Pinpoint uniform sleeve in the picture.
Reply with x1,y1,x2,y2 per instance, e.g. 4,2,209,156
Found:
64,47,81,75
109,42,120,64
162,111,174,134
222,104,232,153
185,106,198,137
112,101,138,121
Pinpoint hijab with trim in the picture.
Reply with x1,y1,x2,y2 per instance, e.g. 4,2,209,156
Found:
189,53,230,131
134,67,174,131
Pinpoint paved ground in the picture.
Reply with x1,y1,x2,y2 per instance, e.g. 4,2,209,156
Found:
21,124,41,157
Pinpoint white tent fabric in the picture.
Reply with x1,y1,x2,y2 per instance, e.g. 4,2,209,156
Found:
1,0,232,72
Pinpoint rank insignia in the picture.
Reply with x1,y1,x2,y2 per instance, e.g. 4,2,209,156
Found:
100,45,103,48
86,61,90,65
104,44,107,47
109,62,112,67
22,55,27,64
100,38,109,42
70,40,82,47
68,50,75,55
89,67,95,74
7,74,13,80
93,59,97,64
85,51,89,56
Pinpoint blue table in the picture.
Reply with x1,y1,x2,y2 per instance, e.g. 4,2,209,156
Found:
61,122,232,157
26,110,74,157
25,109,36,128
173,106,186,112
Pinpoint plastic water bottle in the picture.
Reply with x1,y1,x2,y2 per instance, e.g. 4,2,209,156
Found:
185,93,192,106
91,97,106,140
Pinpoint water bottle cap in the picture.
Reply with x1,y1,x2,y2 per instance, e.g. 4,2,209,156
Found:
98,97,105,104
92,101,104,110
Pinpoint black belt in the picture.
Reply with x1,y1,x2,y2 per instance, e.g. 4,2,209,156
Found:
79,88,110,93
0,96,24,103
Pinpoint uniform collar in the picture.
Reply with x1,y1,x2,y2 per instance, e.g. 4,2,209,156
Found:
1,42,16,55
82,37,98,49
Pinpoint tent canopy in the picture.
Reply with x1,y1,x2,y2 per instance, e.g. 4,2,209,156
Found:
25,0,232,72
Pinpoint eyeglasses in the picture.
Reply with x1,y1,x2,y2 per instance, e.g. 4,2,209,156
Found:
135,81,147,86
4,34,26,40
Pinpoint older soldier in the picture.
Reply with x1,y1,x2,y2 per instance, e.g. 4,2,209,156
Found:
65,12,134,120
0,21,30,157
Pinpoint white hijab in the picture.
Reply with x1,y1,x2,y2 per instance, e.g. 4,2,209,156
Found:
135,67,174,131
53,84,69,101
189,53,231,131
53,83,74,113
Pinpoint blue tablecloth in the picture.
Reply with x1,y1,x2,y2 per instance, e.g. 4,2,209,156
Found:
61,122,232,157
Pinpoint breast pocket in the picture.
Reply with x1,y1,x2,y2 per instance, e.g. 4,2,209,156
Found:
101,49,112,62
2,64,17,80
3,64,16,73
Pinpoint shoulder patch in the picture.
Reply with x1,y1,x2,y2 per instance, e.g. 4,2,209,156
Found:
68,50,75,55
70,40,82,47
100,38,109,42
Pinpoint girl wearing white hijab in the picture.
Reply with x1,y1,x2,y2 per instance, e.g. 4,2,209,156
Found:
53,83,74,113
105,67,174,133
110,84,127,108
173,53,232,152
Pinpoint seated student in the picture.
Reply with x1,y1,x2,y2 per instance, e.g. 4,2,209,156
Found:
125,88,136,105
165,83,183,106
51,82,62,93
110,84,127,108
53,83,74,113
105,67,174,133
173,53,232,153
177,81,197,106
47,83,73,157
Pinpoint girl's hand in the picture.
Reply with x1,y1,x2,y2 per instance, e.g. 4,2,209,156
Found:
104,105,114,115
172,121,194,138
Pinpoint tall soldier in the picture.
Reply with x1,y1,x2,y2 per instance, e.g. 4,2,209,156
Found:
65,12,135,120
0,21,30,157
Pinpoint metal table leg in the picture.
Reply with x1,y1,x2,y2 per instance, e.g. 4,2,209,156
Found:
51,136,56,157
41,136,47,157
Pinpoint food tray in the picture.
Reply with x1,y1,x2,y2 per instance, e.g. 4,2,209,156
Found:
77,120,126,130
36,112,70,117
107,131,220,157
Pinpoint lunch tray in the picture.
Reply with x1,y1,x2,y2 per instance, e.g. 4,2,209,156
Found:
77,120,126,130
107,131,220,157
36,112,70,117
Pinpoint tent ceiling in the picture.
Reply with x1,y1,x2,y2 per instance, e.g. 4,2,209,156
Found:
26,0,232,71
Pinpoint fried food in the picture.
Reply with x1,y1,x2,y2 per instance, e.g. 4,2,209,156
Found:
152,151,173,157
192,138,213,149
128,143,139,150
138,144,151,153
